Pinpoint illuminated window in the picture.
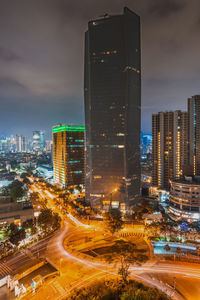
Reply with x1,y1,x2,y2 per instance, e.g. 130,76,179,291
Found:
117,133,125,136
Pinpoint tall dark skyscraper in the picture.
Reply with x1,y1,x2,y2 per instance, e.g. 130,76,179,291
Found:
84,7,141,208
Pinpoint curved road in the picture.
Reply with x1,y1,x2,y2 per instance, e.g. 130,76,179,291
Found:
23,182,200,300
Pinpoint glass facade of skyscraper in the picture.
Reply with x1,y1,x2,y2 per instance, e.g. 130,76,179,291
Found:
84,7,141,207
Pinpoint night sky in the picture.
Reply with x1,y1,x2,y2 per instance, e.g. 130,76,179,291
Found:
0,0,200,138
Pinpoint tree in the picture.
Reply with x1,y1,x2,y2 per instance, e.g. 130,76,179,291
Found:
10,160,19,170
76,185,82,193
22,219,34,230
105,240,147,283
70,279,169,300
22,218,37,235
0,186,9,196
38,209,61,231
69,187,74,194
9,228,26,246
30,192,39,202
38,209,53,231
7,223,18,235
164,244,171,253
7,223,26,246
25,167,34,175
121,286,169,300
20,172,29,180
104,208,123,235
8,180,25,202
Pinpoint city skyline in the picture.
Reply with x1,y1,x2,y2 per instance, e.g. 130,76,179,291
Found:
1,3,200,299
1,0,200,137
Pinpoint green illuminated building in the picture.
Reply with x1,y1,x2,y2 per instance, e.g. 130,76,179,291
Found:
53,124,85,187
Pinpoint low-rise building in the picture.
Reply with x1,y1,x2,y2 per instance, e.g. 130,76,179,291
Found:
0,198,34,226
143,212,163,224
37,165,53,180
169,176,200,222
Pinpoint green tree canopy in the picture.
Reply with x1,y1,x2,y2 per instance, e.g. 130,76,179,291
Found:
38,209,61,231
105,240,148,283
164,244,171,252
69,279,169,300
7,180,25,202
7,223,26,246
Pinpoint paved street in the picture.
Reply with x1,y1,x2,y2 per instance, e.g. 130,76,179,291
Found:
1,182,200,300
0,234,53,279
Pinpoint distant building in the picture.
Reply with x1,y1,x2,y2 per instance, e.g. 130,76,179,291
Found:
169,176,200,222
16,135,26,152
84,7,141,207
143,212,163,225
32,131,45,152
188,95,200,176
52,124,85,187
40,131,45,151
45,140,53,152
0,199,34,226
141,133,152,154
152,111,188,190
0,137,9,153
37,165,53,180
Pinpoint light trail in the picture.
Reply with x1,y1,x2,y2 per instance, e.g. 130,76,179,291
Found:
28,181,200,300
66,213,90,228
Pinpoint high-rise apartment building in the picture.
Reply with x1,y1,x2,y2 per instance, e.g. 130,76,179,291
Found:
152,111,188,190
53,125,85,187
84,7,141,207
16,135,26,152
188,95,200,175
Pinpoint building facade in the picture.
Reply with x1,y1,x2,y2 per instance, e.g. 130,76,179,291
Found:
188,95,200,176
152,111,188,190
84,7,141,207
16,135,26,152
0,199,34,226
169,177,200,222
53,125,85,187
32,131,45,152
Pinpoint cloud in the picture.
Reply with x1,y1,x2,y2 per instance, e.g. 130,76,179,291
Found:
148,0,186,17
0,47,21,62
0,0,199,135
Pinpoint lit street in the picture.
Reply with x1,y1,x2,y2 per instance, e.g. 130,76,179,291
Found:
8,181,197,300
